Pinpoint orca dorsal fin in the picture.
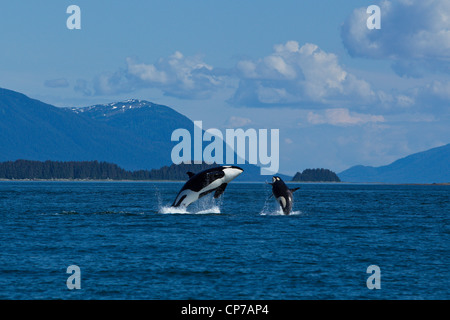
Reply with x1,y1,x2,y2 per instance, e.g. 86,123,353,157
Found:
290,187,300,193
186,171,195,178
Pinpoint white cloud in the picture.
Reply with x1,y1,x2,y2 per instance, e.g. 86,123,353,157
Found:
341,0,450,77
230,41,375,107
127,59,169,84
124,52,224,99
72,39,447,117
89,51,225,99
307,108,385,126
226,116,252,128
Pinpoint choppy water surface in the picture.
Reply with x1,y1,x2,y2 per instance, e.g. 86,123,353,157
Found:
0,182,448,299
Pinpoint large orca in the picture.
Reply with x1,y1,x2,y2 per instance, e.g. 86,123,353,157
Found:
171,165,244,208
269,176,300,215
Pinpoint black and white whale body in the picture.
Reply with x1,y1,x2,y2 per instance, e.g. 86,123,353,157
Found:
171,166,244,208
269,176,300,215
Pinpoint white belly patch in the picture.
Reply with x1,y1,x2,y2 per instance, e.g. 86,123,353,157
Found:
277,196,286,208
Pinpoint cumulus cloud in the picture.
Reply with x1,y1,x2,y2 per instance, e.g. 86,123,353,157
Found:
44,78,69,88
127,52,222,98
71,39,446,116
341,0,450,77
307,108,385,126
89,51,224,99
230,41,375,107
77,42,378,108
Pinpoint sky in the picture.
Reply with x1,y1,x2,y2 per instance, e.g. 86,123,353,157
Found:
0,0,449,175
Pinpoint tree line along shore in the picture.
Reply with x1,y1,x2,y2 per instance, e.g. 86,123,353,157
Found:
0,160,341,182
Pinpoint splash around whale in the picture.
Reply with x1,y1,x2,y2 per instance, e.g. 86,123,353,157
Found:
159,203,221,215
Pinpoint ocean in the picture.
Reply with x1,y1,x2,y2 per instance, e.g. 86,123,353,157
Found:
0,181,448,300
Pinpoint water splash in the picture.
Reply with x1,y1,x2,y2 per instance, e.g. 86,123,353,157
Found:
159,206,190,214
260,192,302,216
158,194,222,215
152,184,163,210
195,206,221,214
158,205,221,215
260,207,303,216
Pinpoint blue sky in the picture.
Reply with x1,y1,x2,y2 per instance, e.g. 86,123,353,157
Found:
1,0,449,175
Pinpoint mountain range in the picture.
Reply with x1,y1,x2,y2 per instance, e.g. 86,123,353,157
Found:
0,87,285,181
1,87,448,183
0,88,187,171
338,143,450,183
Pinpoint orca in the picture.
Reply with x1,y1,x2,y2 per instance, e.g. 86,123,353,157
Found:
269,176,300,215
171,165,244,208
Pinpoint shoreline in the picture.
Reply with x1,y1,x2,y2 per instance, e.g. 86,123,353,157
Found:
0,178,184,182
0,179,448,185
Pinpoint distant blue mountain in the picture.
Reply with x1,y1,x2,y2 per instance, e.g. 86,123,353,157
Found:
339,144,450,183
0,87,287,181
0,88,190,171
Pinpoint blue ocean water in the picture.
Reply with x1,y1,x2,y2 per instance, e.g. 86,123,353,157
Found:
0,181,448,300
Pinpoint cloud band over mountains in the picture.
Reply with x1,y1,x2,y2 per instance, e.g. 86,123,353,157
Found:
67,0,448,125
74,41,377,109
81,52,224,100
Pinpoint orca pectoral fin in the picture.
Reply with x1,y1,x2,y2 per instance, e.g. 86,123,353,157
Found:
199,189,215,199
172,194,187,208
213,183,228,199
186,172,195,178
290,187,300,193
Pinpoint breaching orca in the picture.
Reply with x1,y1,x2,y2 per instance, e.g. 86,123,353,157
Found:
269,176,300,215
171,165,244,208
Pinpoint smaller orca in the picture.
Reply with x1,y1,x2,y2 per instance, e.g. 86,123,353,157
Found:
269,176,300,215
171,165,244,208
